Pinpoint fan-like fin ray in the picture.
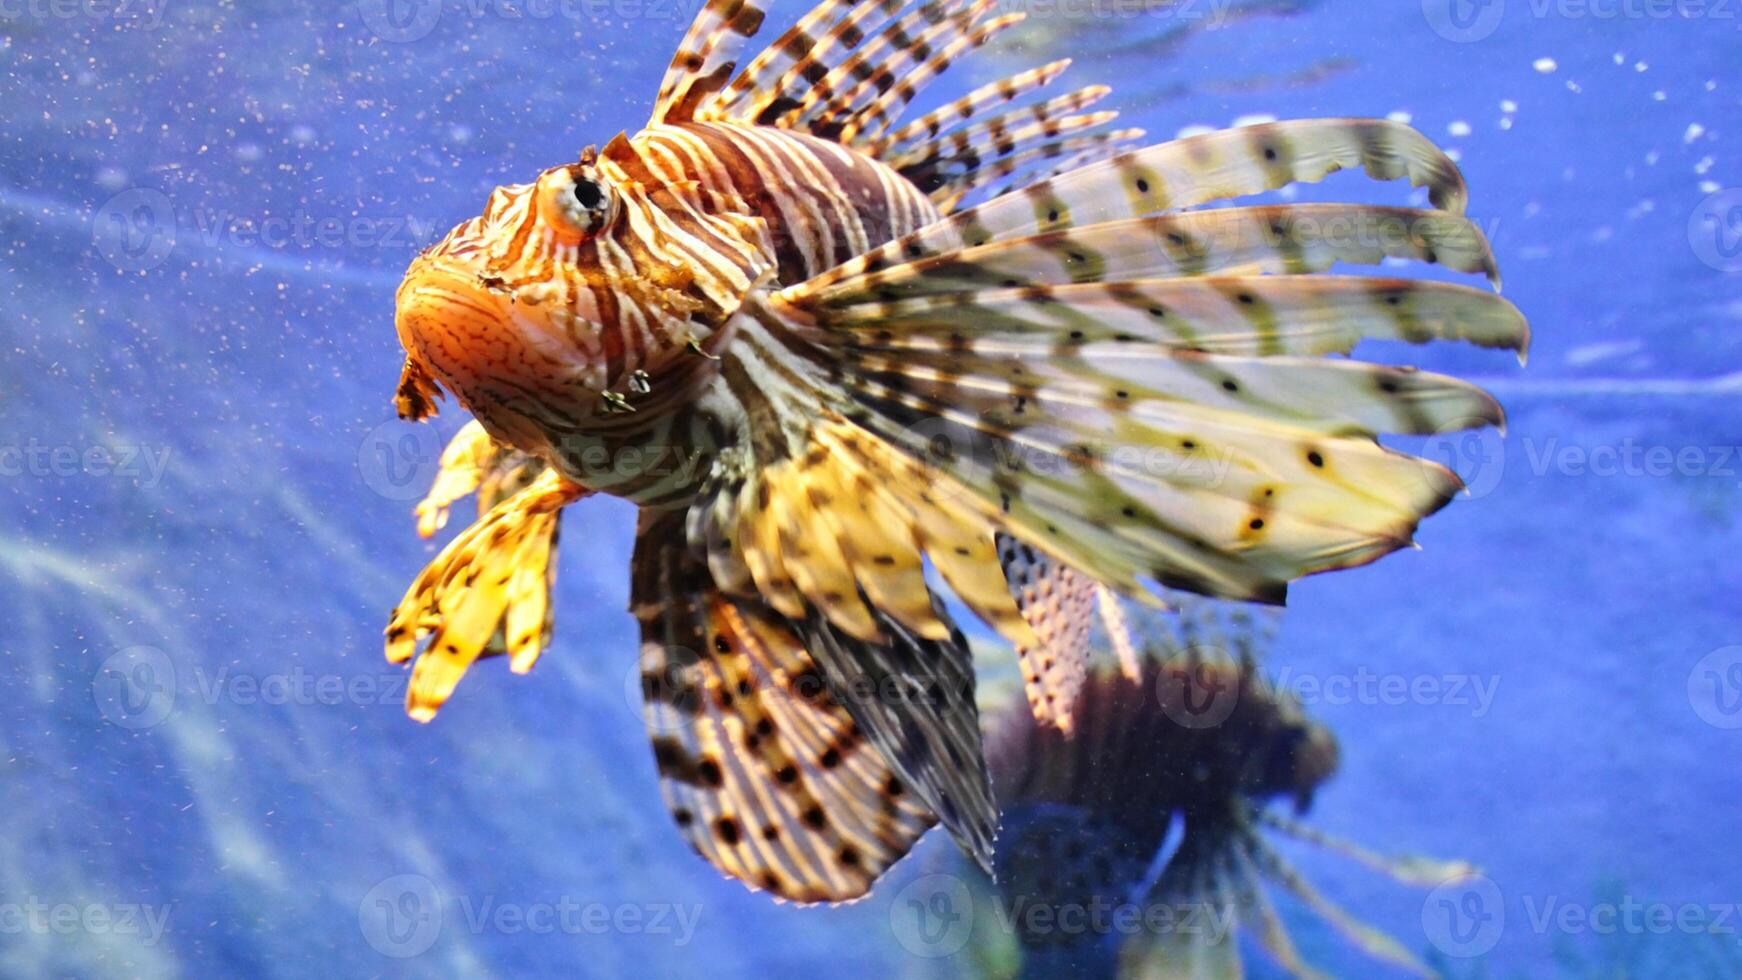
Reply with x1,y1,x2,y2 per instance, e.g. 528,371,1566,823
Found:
794,118,1470,296
633,510,939,903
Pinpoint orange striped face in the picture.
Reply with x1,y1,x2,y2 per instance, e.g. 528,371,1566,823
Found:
394,141,770,452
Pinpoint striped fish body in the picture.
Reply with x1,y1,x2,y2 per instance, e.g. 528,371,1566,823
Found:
384,0,1528,905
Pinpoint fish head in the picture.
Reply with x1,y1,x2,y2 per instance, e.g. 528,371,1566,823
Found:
392,136,770,454
1280,717,1340,813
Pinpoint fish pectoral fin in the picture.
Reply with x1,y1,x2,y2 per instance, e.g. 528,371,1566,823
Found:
413,420,550,539
632,509,943,904
385,467,586,722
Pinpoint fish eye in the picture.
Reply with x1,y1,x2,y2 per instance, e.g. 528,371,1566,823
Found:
535,165,615,239
571,176,605,211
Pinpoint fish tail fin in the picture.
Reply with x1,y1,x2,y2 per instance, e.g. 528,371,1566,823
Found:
386,465,584,721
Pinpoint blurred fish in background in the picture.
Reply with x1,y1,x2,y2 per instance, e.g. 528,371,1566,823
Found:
961,602,1477,977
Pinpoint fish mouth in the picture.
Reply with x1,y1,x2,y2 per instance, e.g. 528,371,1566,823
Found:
394,259,507,363
394,258,559,445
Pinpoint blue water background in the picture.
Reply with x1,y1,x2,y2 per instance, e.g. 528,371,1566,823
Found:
2,0,1739,976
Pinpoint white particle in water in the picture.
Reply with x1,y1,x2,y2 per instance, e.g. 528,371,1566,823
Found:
1694,156,1714,175
1387,110,1414,124
1500,99,1518,113
1685,123,1706,144
1534,57,1558,74
1700,180,1722,194
1448,120,1472,137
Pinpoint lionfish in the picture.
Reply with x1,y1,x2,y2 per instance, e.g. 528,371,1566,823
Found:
983,607,1475,977
383,0,1528,902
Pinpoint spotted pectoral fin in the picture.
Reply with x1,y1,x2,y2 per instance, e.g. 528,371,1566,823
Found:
412,420,549,539
798,597,999,871
385,468,585,721
997,533,1096,734
633,510,939,903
